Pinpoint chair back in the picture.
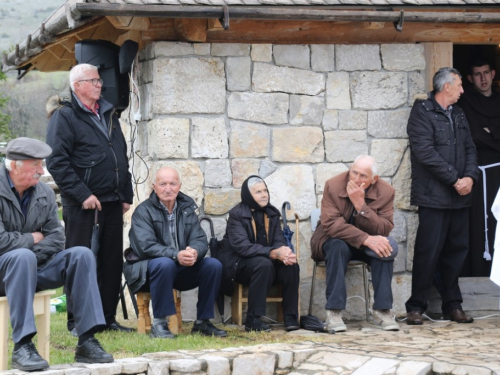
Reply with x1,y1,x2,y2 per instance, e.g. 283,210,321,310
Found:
311,208,321,232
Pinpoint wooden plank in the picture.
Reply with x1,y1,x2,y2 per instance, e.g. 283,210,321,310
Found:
422,42,453,92
174,18,207,42
59,36,79,53
107,16,151,31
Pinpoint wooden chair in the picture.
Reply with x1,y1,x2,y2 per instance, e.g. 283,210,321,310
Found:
136,290,182,334
0,290,55,371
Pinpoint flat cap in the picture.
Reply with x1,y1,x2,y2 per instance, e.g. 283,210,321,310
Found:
6,137,52,160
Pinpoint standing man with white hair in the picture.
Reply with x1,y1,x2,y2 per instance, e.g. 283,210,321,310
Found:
46,63,134,334
406,67,479,325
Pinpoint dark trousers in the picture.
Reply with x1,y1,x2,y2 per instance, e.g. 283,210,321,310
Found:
406,207,469,314
147,257,222,320
63,201,124,329
323,237,398,310
234,256,300,318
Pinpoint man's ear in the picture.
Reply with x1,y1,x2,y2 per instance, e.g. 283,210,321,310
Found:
467,75,473,84
372,175,379,184
492,70,496,81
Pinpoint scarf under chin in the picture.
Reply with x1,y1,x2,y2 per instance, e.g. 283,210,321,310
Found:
241,175,269,212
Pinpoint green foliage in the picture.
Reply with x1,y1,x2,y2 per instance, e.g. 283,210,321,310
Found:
0,71,12,142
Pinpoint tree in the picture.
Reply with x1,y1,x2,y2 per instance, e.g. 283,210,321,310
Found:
0,70,12,142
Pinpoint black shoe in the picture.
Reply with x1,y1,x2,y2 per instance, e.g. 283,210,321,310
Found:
150,321,175,339
103,322,135,333
407,311,424,325
75,337,114,363
70,328,78,337
192,320,227,337
284,315,300,332
11,342,49,372
245,316,271,332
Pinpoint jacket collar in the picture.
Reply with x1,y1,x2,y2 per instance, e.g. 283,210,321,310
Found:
0,164,47,212
149,190,198,214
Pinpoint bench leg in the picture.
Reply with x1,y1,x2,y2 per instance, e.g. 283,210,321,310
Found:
0,302,9,371
231,284,243,326
137,293,147,334
35,296,51,362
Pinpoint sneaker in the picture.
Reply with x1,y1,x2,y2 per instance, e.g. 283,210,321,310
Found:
192,319,227,337
245,315,271,332
372,309,400,331
325,309,347,333
284,315,300,332
75,337,114,363
150,321,175,339
11,342,49,372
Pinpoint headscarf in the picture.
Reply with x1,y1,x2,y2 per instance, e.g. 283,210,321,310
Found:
241,175,270,212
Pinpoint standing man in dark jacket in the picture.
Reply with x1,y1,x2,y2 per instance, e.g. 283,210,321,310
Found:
406,67,479,325
46,63,133,334
125,167,227,339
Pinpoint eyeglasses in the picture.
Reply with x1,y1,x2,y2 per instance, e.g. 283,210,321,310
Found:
78,78,104,86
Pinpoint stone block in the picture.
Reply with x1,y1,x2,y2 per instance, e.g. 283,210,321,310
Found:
336,45,381,71
325,130,368,163
191,117,228,159
140,83,153,121
199,355,230,375
147,118,189,159
396,360,432,375
205,159,232,188
315,163,349,194
229,120,270,157
251,44,272,62
406,211,419,272
322,109,339,131
367,109,411,139
154,41,194,57
232,353,275,375
194,43,210,55
351,72,408,110
339,110,367,130
252,63,325,95
275,351,293,369
139,60,153,85
152,57,225,114
292,349,319,368
228,92,289,125
290,95,325,126
393,242,407,274
390,209,407,243
272,127,324,163
200,217,227,242
326,72,351,110
205,189,241,215
231,159,261,188
265,165,316,220
432,362,456,375
147,361,170,375
311,45,335,72
393,149,416,211
169,359,202,372
354,358,400,374
64,367,91,375
259,160,278,179
370,139,408,176
273,45,310,70
115,359,150,374
381,44,425,71
226,57,251,91
83,363,123,375
392,273,412,315
211,43,250,56
409,72,426,106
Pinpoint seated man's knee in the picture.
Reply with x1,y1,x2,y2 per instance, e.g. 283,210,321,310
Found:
203,257,222,273
149,257,176,273
5,248,37,266
66,246,95,261
387,237,398,260
322,239,350,259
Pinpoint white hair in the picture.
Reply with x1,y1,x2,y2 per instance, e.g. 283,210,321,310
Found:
69,64,98,91
247,176,265,189
353,155,378,177
4,158,23,171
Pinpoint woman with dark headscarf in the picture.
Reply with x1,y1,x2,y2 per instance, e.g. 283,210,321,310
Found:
220,175,300,332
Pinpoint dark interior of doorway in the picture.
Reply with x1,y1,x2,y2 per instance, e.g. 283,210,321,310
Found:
453,44,500,90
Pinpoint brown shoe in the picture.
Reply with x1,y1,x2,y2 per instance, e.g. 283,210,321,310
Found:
407,311,423,325
444,309,474,323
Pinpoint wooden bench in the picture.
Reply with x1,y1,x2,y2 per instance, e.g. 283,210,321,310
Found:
231,283,284,326
0,290,56,371
136,290,182,335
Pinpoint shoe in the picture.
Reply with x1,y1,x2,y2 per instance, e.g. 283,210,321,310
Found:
70,328,78,337
245,316,271,332
284,315,300,332
372,309,400,331
103,322,135,333
325,309,346,333
192,320,227,337
11,342,49,372
150,321,175,339
444,309,474,323
407,311,423,325
75,337,113,364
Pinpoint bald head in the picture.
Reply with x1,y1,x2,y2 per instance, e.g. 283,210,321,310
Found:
153,167,182,211
349,155,379,188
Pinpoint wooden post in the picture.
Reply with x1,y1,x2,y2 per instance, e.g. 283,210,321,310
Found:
422,42,454,93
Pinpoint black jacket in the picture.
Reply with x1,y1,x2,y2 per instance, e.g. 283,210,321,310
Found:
124,191,208,295
407,93,479,209
46,94,133,206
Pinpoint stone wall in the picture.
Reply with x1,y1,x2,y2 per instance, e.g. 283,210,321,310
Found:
127,42,427,321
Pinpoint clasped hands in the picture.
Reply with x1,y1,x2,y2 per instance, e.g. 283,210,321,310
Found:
270,246,297,266
177,246,198,266
453,177,473,196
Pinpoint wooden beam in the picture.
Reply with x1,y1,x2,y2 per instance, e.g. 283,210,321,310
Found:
422,42,453,92
363,22,385,30
174,18,207,42
107,16,151,31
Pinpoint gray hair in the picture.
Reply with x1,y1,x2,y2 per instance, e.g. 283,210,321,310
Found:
4,158,23,171
354,155,378,177
69,64,98,91
433,67,461,93
247,176,265,189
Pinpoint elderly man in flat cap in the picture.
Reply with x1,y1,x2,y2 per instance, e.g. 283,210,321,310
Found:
0,137,113,371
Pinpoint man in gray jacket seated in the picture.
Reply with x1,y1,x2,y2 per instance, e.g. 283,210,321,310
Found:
0,137,112,372
125,166,227,339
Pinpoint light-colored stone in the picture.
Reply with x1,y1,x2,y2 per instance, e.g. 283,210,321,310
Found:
303,352,367,370
433,362,456,374
211,43,250,56
199,355,230,375
390,209,407,243
393,148,416,211
229,120,270,158
272,127,324,163
315,163,349,194
273,45,310,70
370,139,408,176
147,361,170,375
147,118,189,159
232,353,275,375
396,361,432,375
311,45,335,72
200,216,227,242
251,44,272,62
409,72,426,106
336,45,381,71
169,359,202,372
325,130,368,163
406,211,419,272
154,41,194,57
322,109,339,131
252,63,326,95
204,189,241,215
351,357,400,375
367,109,411,139
140,60,153,85
115,359,149,374
191,117,228,159
275,351,293,369
351,72,408,110
265,165,316,219
231,159,261,188
140,83,153,121
64,367,92,375
259,160,278,179
326,72,351,110
83,363,123,375
339,110,367,130
152,57,225,114
291,349,318,369
205,159,232,188
381,44,425,71
290,95,325,126
228,92,289,125
194,43,210,55
452,365,492,375
226,57,251,91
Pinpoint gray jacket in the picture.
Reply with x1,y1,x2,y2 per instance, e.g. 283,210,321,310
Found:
0,164,64,265
124,190,208,294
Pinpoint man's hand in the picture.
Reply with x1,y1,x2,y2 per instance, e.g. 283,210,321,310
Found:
346,180,366,212
270,246,297,266
362,235,392,258
82,195,102,211
177,247,198,267
122,203,131,214
32,231,45,244
453,177,473,196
